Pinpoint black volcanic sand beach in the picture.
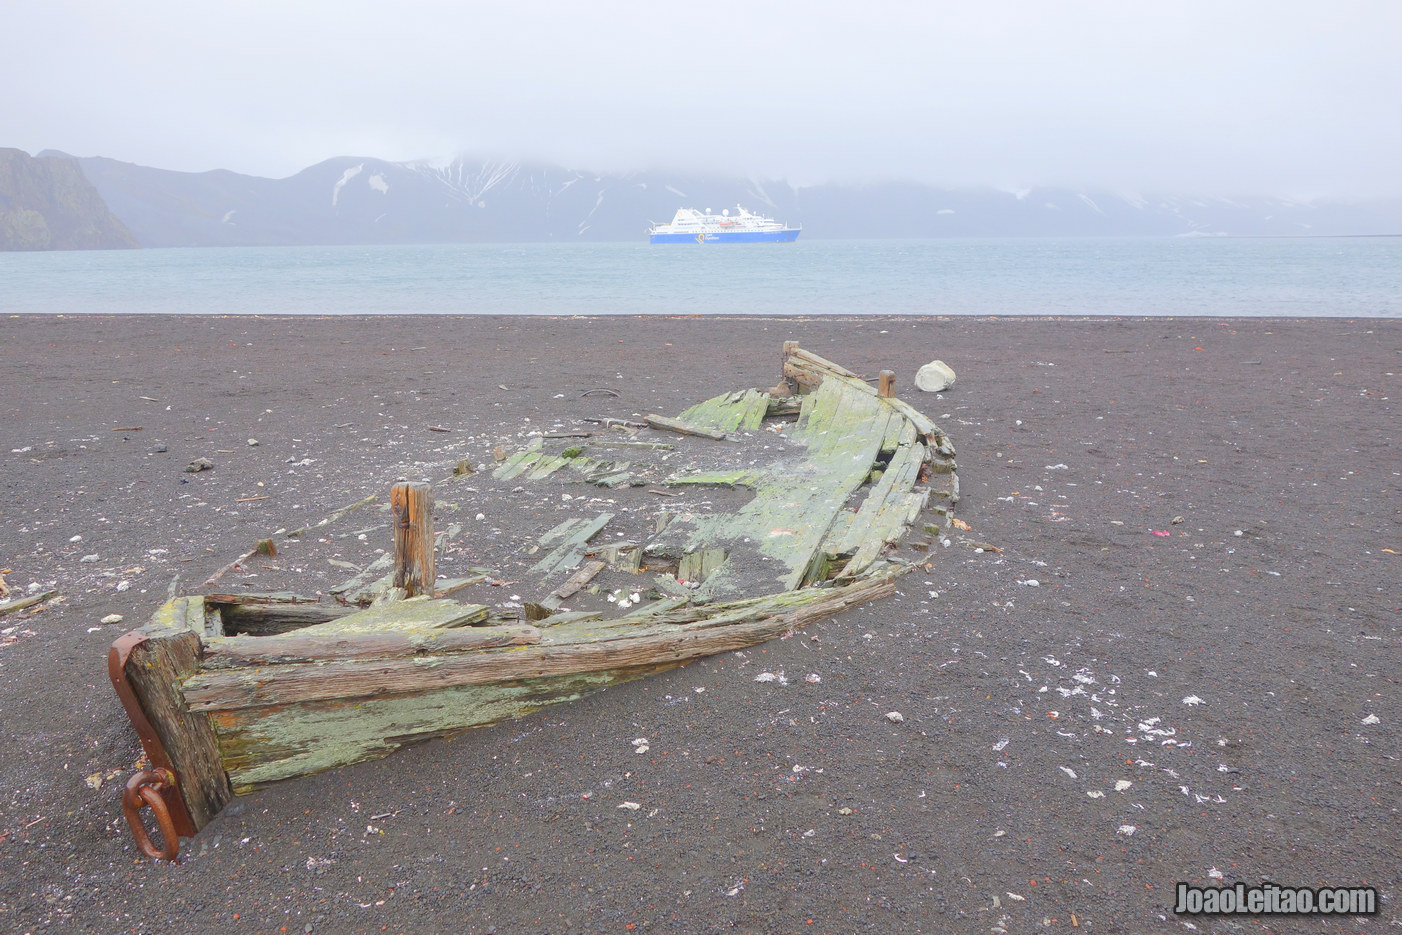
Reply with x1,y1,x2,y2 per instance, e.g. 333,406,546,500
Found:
1,314,1398,934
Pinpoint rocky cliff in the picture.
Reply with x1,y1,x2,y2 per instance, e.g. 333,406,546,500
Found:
0,149,138,250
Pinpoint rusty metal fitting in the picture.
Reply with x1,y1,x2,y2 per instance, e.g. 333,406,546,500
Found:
122,768,180,861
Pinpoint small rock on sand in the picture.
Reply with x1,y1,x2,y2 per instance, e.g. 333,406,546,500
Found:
915,360,956,392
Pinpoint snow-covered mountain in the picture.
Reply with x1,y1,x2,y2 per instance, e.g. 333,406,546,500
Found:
60,152,1402,247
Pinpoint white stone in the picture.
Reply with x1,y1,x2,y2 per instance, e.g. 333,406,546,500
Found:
914,360,957,392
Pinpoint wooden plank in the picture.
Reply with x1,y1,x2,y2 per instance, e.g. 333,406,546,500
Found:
678,389,771,434
202,622,540,668
434,573,489,597
211,664,680,790
204,591,318,606
183,575,899,713
219,602,354,637
490,438,544,480
878,370,896,398
655,376,896,599
391,482,435,597
645,413,731,441
122,627,232,829
291,597,489,636
548,560,606,602
328,552,393,603
530,513,613,576
789,346,860,378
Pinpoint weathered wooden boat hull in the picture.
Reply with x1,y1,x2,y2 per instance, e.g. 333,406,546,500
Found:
108,343,958,858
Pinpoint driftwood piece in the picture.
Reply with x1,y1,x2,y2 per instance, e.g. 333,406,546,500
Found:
584,440,674,451
183,576,898,713
878,370,896,398
391,482,435,597
202,622,540,668
285,493,378,538
201,545,261,588
645,414,731,441
0,589,57,617
583,417,647,429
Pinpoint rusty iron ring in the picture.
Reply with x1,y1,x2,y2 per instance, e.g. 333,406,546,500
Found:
122,769,180,860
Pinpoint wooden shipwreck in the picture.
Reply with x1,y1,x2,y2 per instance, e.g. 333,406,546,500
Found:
108,344,960,858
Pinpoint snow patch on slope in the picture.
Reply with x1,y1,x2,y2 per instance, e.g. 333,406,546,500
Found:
333,165,364,206
414,158,520,205
368,173,389,195
1077,193,1105,215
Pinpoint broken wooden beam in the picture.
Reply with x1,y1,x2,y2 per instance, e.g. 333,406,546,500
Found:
202,622,540,668
878,370,896,398
391,482,435,598
183,575,899,712
546,560,606,604
645,413,730,441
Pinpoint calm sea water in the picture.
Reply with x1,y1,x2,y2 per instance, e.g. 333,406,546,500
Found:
3,237,1399,318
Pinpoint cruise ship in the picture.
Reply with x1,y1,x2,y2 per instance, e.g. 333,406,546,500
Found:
648,206,801,244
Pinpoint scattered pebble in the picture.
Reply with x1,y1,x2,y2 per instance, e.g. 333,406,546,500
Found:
1361,714,1380,725
69,535,82,542
248,439,259,446
1086,790,1104,799
79,554,99,563
100,613,123,624
1182,695,1204,706
617,801,640,811
1117,825,1137,836
1114,780,1133,792
885,711,905,723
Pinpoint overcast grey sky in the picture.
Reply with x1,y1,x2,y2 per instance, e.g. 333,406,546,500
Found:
6,1,1401,198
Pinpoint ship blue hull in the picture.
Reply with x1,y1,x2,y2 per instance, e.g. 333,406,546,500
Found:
650,228,801,244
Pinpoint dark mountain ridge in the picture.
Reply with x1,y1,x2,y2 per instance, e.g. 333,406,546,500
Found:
0,149,138,250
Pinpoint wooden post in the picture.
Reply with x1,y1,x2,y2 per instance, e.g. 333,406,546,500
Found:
391,482,435,597
878,370,896,398
782,341,798,374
